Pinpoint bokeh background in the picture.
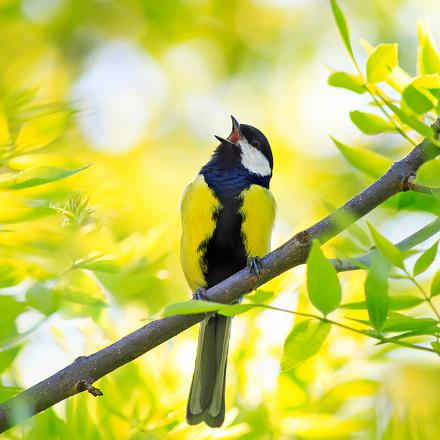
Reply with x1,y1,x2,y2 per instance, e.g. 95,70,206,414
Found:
1,0,440,438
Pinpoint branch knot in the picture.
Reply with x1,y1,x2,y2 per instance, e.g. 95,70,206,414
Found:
76,380,103,397
295,230,311,246
402,174,416,192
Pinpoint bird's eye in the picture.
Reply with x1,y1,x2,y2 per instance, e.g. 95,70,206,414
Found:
251,139,260,148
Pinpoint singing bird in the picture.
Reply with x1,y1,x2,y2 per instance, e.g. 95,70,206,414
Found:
180,116,275,427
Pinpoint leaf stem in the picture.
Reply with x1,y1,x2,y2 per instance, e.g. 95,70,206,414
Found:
404,269,440,320
257,304,436,354
367,85,417,146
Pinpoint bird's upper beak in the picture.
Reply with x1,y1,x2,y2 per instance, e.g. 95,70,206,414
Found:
214,115,242,147
228,115,241,144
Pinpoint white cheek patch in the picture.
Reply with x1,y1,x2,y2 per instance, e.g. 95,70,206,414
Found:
238,139,271,176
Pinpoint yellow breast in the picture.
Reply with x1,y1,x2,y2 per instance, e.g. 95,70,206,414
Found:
240,184,276,258
180,175,221,291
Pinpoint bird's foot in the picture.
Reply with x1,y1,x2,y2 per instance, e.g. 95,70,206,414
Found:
248,256,263,280
192,287,209,301
192,288,211,319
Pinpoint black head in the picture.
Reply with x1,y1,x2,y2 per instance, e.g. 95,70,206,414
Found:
214,116,273,176
238,123,273,170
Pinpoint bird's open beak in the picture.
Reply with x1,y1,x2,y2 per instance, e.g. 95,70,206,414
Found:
214,115,242,147
228,115,241,144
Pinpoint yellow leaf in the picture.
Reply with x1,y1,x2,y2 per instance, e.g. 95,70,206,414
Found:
413,73,440,88
7,153,69,170
366,43,398,84
0,113,10,147
417,19,440,75
15,111,70,151
360,39,411,92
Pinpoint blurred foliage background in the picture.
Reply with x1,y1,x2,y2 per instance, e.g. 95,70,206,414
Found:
0,0,440,438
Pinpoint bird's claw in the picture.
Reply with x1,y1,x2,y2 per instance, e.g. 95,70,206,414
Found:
248,256,263,280
192,288,211,319
192,287,209,301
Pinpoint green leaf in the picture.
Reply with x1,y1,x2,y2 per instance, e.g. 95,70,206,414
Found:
0,165,90,190
366,43,398,83
0,296,26,339
431,269,440,297
368,223,405,269
413,241,438,276
0,113,9,146
384,99,433,138
281,320,331,371
0,264,24,288
0,205,52,224
402,84,436,114
402,76,440,114
0,346,21,374
389,295,424,310
432,341,440,353
0,385,22,401
383,312,438,333
332,137,392,179
387,329,439,340
218,303,256,316
164,300,258,318
417,19,440,75
350,111,395,135
26,283,61,316
247,290,273,303
347,223,371,247
330,0,354,62
64,288,107,308
15,111,72,151
328,71,365,94
415,159,440,187
345,317,371,327
384,190,440,215
364,255,389,331
341,294,423,311
0,296,26,317
77,259,120,273
339,301,368,310
163,300,224,316
307,240,341,315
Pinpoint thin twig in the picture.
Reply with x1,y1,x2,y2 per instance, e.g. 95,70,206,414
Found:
330,216,440,272
370,87,417,146
405,270,440,321
76,381,103,397
404,175,440,195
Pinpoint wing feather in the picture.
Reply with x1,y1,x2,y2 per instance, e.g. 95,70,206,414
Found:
180,175,221,291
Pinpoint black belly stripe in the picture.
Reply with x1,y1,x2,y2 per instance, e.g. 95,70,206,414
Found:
202,196,248,289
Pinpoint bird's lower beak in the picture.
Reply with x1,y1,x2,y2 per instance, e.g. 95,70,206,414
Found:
214,115,242,147
228,115,241,144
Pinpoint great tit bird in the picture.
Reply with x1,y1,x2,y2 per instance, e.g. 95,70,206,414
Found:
180,116,275,427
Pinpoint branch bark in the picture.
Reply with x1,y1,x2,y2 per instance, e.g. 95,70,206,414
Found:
0,120,439,433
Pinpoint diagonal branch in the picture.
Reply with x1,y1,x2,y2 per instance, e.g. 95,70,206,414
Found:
0,119,439,433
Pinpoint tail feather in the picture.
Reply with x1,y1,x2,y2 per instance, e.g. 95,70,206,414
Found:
186,314,231,427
